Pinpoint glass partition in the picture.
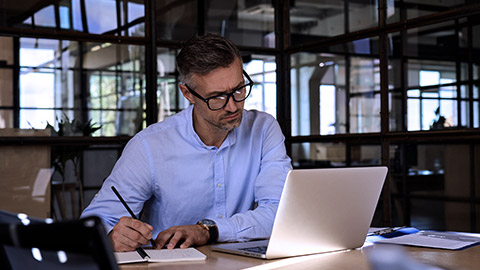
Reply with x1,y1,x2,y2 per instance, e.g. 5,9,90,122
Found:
388,56,403,132
404,0,466,21
19,38,146,136
405,20,457,59
388,18,480,131
243,54,277,117
291,49,381,135
207,0,276,48
389,143,480,231
291,142,346,168
350,144,382,166
155,0,197,41
157,48,184,121
291,142,381,168
290,0,378,46
0,45,13,128
291,52,347,136
406,59,459,131
86,42,146,136
387,0,469,24
348,0,377,32
20,38,61,130
1,0,145,36
349,56,381,133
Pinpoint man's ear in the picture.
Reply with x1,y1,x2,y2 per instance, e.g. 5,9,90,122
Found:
179,84,196,104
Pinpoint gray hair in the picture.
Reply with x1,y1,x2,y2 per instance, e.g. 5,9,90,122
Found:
176,33,242,85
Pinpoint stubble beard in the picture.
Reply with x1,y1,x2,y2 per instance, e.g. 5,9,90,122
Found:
210,110,243,132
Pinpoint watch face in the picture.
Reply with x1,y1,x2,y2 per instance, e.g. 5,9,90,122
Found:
200,219,215,226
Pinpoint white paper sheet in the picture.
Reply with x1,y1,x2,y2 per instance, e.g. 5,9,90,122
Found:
375,231,480,250
114,248,207,264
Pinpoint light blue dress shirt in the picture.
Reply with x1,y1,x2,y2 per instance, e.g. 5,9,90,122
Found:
81,105,292,242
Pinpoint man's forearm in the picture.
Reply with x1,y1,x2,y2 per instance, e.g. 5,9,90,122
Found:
214,203,278,242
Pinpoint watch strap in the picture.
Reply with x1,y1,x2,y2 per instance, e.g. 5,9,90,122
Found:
197,219,218,244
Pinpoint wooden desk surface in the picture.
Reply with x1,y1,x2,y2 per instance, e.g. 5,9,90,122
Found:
119,244,480,270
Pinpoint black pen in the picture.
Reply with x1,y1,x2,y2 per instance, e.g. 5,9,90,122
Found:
111,185,158,250
135,246,149,260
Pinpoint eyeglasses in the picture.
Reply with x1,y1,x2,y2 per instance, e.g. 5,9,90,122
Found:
184,70,253,111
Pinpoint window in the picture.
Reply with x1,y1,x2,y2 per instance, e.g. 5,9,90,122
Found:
407,68,457,131
290,0,378,46
19,39,57,129
243,55,277,117
14,0,145,36
207,1,276,48
18,38,146,136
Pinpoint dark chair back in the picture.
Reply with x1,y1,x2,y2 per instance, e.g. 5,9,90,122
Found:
0,210,118,270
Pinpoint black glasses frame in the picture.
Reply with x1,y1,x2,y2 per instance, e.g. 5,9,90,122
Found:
184,70,254,111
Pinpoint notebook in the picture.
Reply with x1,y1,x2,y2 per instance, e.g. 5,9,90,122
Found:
211,166,388,259
114,248,207,264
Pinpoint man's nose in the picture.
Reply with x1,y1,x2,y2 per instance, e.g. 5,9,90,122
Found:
224,96,238,112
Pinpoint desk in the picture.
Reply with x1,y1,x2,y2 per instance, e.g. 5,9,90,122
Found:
119,244,480,270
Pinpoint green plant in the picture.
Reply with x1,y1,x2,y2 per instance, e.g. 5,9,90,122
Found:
430,107,447,130
46,115,101,219
47,115,102,137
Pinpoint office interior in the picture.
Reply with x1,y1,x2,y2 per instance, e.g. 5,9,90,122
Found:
0,0,479,235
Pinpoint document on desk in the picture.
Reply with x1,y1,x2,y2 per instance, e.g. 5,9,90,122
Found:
114,248,207,264
375,231,480,250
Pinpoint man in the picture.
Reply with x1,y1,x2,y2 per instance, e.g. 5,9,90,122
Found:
81,33,292,252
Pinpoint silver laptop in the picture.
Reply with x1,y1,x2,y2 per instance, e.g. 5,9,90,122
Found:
212,166,388,259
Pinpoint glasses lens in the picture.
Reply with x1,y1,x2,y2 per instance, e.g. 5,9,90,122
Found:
206,81,252,110
208,95,228,110
232,86,248,101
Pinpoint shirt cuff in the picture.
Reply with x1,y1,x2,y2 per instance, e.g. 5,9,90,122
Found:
213,218,236,242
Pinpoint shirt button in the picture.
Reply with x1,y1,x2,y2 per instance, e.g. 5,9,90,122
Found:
218,214,223,218
216,152,219,156
217,183,222,188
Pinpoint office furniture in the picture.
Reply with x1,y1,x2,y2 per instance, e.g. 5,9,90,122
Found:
0,129,51,219
0,215,118,270
118,244,480,270
2,1,480,232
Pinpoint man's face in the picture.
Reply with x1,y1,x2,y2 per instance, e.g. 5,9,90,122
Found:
183,58,246,133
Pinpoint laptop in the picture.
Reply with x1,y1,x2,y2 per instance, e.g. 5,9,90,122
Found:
212,166,388,259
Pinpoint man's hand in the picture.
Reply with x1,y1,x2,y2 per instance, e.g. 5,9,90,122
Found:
110,216,154,252
155,224,209,249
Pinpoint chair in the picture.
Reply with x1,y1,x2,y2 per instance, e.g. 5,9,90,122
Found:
0,210,118,270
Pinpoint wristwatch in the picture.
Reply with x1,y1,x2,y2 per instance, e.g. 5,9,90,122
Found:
197,219,219,244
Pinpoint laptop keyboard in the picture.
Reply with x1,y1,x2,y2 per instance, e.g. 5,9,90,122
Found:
240,245,267,254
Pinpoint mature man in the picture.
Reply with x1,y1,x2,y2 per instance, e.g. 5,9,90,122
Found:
81,33,292,251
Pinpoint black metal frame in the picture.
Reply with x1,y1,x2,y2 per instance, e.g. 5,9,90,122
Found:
0,0,480,230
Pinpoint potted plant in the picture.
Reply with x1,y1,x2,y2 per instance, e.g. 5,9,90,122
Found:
46,115,101,219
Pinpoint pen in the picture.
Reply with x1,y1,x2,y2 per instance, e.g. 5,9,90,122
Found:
135,246,149,260
111,186,157,250
368,226,406,236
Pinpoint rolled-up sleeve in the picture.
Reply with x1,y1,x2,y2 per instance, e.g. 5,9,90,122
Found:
81,135,154,232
